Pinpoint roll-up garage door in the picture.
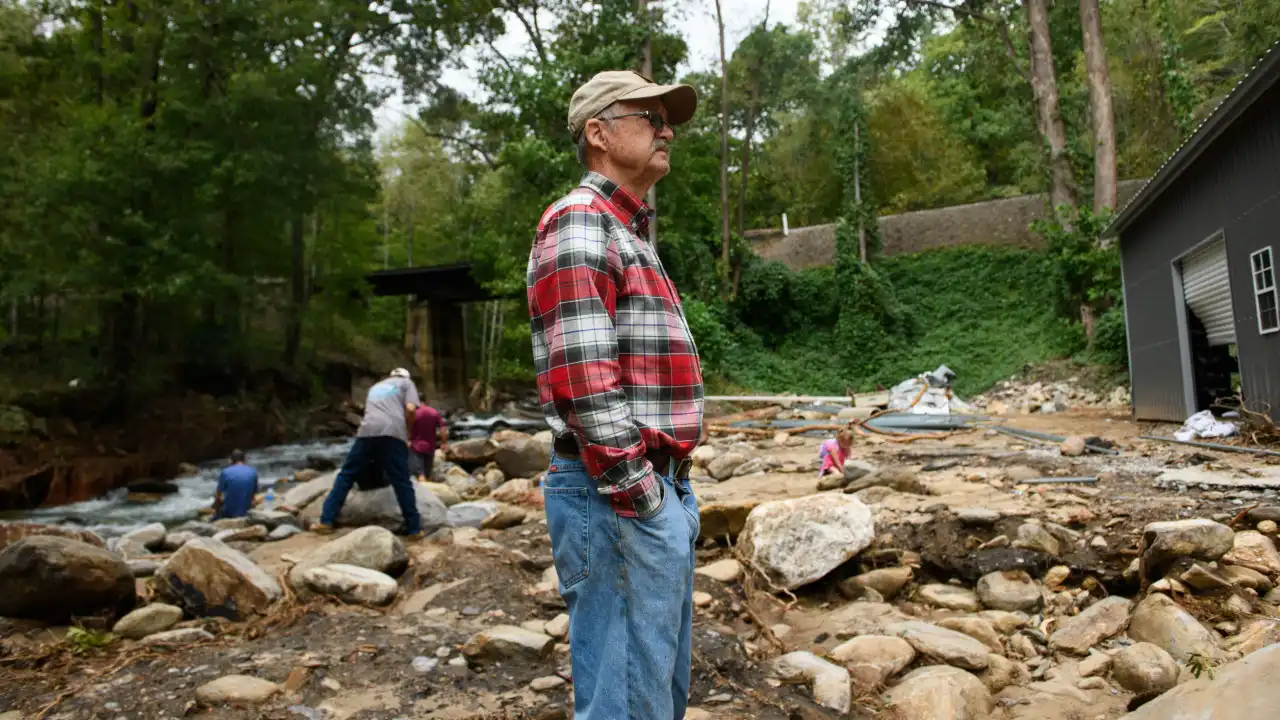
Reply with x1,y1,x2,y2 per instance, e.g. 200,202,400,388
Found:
1182,236,1236,346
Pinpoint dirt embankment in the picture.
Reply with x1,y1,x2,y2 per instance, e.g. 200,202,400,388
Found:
0,383,356,512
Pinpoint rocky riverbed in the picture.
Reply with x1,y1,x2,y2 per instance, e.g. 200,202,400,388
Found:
4,410,1280,719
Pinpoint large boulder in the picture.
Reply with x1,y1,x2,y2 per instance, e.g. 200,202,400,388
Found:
1121,644,1280,720
491,478,534,504
847,566,913,601
1112,642,1179,696
1141,519,1236,581
421,481,463,506
1048,596,1132,654
300,564,399,606
495,437,551,479
936,617,1004,654
884,665,994,720
0,536,136,622
0,523,105,552
976,570,1043,612
446,438,499,469
887,621,990,670
737,494,874,590
1127,592,1226,662
154,539,282,619
288,526,408,589
299,482,447,533
1223,531,1280,576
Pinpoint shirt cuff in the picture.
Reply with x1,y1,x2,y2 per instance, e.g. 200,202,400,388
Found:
608,469,665,519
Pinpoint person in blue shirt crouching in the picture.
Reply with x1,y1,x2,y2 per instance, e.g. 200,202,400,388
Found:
214,449,259,519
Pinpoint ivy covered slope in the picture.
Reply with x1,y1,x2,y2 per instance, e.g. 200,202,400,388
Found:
689,246,1086,397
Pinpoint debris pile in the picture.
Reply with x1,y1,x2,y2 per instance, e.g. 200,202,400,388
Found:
888,364,975,415
972,377,1130,414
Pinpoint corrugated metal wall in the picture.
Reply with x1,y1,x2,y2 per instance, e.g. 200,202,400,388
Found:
1121,86,1280,421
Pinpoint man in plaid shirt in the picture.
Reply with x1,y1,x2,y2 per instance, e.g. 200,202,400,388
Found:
527,70,705,719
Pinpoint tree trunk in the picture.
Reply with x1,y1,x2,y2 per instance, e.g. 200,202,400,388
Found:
1079,0,1116,213
639,0,657,244
1025,0,1078,214
854,122,867,263
284,215,305,366
715,0,730,278
737,104,755,239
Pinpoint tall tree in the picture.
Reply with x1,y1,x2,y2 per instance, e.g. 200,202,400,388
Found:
1025,0,1078,213
1080,0,1116,212
715,0,730,277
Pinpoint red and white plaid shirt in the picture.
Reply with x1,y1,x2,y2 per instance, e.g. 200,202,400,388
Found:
527,172,704,518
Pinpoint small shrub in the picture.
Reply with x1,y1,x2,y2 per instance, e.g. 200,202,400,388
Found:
1090,307,1129,368
66,626,116,655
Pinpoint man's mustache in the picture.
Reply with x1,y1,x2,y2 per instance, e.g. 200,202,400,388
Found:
653,139,670,152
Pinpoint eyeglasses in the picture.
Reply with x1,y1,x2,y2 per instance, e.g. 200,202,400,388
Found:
599,110,673,136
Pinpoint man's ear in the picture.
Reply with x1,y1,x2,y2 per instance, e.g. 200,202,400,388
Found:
585,118,610,154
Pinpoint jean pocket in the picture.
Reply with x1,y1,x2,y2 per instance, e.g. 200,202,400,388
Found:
673,478,700,538
544,486,590,589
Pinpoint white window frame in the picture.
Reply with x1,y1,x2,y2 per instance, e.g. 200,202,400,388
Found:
1252,246,1279,335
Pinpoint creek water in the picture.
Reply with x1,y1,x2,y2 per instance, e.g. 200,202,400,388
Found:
1,438,354,539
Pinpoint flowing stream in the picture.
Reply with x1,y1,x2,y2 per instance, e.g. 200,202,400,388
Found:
1,438,354,539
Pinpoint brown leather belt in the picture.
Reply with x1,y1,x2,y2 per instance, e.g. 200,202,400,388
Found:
552,435,691,479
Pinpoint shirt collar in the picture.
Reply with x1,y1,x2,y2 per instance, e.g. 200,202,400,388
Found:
580,171,653,239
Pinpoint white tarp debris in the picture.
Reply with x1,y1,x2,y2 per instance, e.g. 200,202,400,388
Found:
1174,410,1238,442
888,365,974,416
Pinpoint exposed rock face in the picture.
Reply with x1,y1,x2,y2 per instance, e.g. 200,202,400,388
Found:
1120,644,1280,720
698,500,759,540
288,526,408,589
461,625,554,662
1127,593,1225,662
301,564,399,606
737,494,874,590
1141,519,1235,581
888,621,991,670
771,652,852,714
112,603,184,639
0,523,105,552
884,665,994,719
1048,596,1132,654
1112,642,1178,696
154,539,282,620
0,536,136,622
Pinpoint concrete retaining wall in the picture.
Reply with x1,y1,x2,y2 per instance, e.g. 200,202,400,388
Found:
748,180,1147,270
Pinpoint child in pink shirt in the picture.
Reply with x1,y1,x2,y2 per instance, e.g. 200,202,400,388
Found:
819,429,854,478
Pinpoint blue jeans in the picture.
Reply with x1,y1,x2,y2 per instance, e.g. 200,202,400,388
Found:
543,453,700,719
320,436,421,534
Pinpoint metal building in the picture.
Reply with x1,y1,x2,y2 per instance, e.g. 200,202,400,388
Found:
1109,42,1280,422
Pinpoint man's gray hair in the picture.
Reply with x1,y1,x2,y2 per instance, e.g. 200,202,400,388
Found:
575,102,619,167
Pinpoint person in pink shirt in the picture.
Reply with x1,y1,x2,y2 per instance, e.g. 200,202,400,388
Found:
819,429,854,478
408,403,448,482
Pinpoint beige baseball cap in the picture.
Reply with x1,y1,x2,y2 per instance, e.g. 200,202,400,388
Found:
568,70,698,140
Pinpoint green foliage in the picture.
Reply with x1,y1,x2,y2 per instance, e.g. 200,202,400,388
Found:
1089,307,1130,368
1032,206,1122,320
703,246,1081,396
66,626,116,655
